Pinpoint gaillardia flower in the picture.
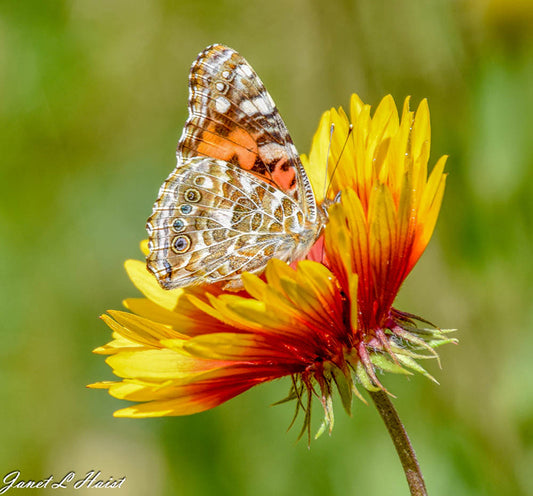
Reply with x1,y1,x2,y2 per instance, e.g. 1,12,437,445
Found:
90,94,455,439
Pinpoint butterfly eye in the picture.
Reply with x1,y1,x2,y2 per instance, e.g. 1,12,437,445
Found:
171,235,191,254
184,188,202,203
180,204,193,214
171,218,186,232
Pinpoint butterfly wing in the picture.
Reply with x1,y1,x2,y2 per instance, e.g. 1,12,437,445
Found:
178,44,318,223
146,45,324,290
146,157,312,289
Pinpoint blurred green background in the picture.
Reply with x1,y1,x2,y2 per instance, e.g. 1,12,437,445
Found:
1,0,532,494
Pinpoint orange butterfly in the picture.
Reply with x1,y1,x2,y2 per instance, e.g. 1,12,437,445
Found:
146,44,327,290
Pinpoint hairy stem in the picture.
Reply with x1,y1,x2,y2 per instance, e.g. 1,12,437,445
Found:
369,390,428,496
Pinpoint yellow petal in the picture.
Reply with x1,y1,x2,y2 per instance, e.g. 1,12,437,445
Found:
411,99,431,167
124,259,184,311
108,310,184,343
123,297,191,329
304,110,333,202
182,332,266,360
106,348,223,381
140,239,150,256
241,272,268,300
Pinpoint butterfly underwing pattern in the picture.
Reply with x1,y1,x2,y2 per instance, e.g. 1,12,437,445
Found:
146,44,327,290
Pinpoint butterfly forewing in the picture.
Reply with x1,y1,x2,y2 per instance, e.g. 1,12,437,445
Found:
179,44,318,222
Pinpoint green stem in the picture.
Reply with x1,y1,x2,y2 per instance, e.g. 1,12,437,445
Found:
369,390,428,496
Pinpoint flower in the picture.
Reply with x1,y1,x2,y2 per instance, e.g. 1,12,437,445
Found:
90,94,455,440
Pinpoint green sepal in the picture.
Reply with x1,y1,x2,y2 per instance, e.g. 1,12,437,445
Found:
387,342,434,360
315,418,328,439
395,354,439,384
315,394,334,439
370,352,412,375
297,391,313,444
271,387,298,406
427,337,458,348
330,364,353,416
391,327,439,359
356,360,381,391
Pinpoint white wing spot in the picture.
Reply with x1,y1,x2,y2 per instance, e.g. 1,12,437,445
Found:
253,95,273,114
259,142,284,161
215,96,231,114
240,99,257,116
221,70,231,79
266,93,276,109
239,64,254,78
215,81,226,92
198,176,213,189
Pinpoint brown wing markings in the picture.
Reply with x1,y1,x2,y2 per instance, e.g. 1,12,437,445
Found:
186,80,285,147
190,70,283,140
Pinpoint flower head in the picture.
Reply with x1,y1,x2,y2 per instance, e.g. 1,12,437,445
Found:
91,94,455,440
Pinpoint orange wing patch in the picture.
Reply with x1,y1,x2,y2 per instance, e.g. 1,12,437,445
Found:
270,158,296,190
195,122,258,167
193,121,294,187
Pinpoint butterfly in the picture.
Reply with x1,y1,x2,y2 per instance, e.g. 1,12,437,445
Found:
146,44,328,290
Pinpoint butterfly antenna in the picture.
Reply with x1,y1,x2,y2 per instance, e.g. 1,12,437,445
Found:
325,124,353,199
322,123,336,200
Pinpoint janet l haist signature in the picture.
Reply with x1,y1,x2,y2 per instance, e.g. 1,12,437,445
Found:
0,470,126,493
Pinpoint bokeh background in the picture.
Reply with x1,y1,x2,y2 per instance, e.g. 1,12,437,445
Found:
1,0,532,494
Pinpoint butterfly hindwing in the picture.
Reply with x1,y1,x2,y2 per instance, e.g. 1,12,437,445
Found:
146,157,308,289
